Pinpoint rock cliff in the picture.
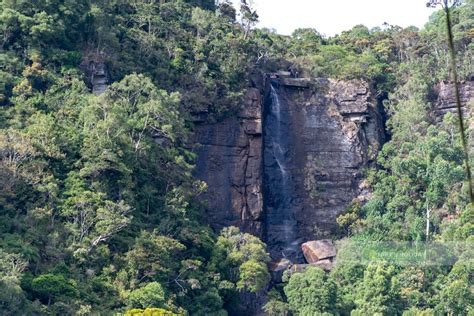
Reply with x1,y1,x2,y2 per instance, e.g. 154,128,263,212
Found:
191,76,385,259
191,88,264,238
263,77,384,259
433,80,473,128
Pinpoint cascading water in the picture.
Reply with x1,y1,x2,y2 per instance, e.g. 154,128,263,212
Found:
264,81,300,261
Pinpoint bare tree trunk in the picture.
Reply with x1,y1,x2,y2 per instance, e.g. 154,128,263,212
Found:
444,2,474,204
426,205,430,240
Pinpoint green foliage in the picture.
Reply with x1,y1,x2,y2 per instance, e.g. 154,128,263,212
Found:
31,274,78,305
212,226,271,293
434,261,474,315
0,0,473,314
329,262,365,313
123,232,186,287
0,1,269,308
125,307,180,316
262,289,289,316
0,250,41,313
361,75,467,240
284,267,338,315
352,263,400,315
128,282,167,309
237,259,270,293
337,200,365,237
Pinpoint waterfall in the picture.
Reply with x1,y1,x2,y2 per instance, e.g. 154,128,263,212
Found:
271,85,287,182
265,83,300,261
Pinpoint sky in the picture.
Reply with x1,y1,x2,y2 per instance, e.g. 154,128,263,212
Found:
231,0,439,37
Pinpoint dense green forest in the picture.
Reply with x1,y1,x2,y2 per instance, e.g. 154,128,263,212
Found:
0,0,473,315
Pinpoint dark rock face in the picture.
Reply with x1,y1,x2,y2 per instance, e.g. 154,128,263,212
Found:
191,88,264,237
191,78,384,259
433,80,473,125
80,59,109,95
91,63,108,95
264,81,301,260
263,78,384,259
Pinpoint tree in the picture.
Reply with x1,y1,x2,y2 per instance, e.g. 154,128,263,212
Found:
284,267,338,315
217,0,237,21
289,28,323,55
239,0,258,39
329,262,365,314
128,282,167,309
124,307,179,316
0,250,39,313
435,261,474,315
123,231,186,287
237,260,270,293
427,0,474,204
262,289,289,316
212,227,271,293
61,187,132,254
352,263,400,315
31,274,77,306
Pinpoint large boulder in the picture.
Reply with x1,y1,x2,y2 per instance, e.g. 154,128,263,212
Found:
269,258,292,272
269,258,292,283
301,240,336,263
289,259,334,275
311,259,334,271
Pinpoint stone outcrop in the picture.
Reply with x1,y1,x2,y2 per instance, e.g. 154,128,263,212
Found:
301,240,336,263
80,55,109,95
269,258,292,272
289,260,335,274
269,258,292,282
433,80,473,120
191,88,264,237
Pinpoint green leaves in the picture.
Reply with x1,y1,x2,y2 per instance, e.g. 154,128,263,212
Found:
435,261,474,315
124,231,186,285
31,274,78,305
237,260,270,293
61,188,132,253
284,267,338,315
127,282,167,309
352,263,400,315
213,227,271,293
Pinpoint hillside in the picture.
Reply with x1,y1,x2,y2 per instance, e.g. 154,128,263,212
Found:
0,0,473,315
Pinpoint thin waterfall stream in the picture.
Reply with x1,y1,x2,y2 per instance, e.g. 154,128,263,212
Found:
264,82,301,262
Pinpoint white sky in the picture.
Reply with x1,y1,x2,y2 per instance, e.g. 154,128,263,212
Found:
232,0,439,37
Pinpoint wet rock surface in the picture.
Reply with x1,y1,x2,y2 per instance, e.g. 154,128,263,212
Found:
263,78,384,259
